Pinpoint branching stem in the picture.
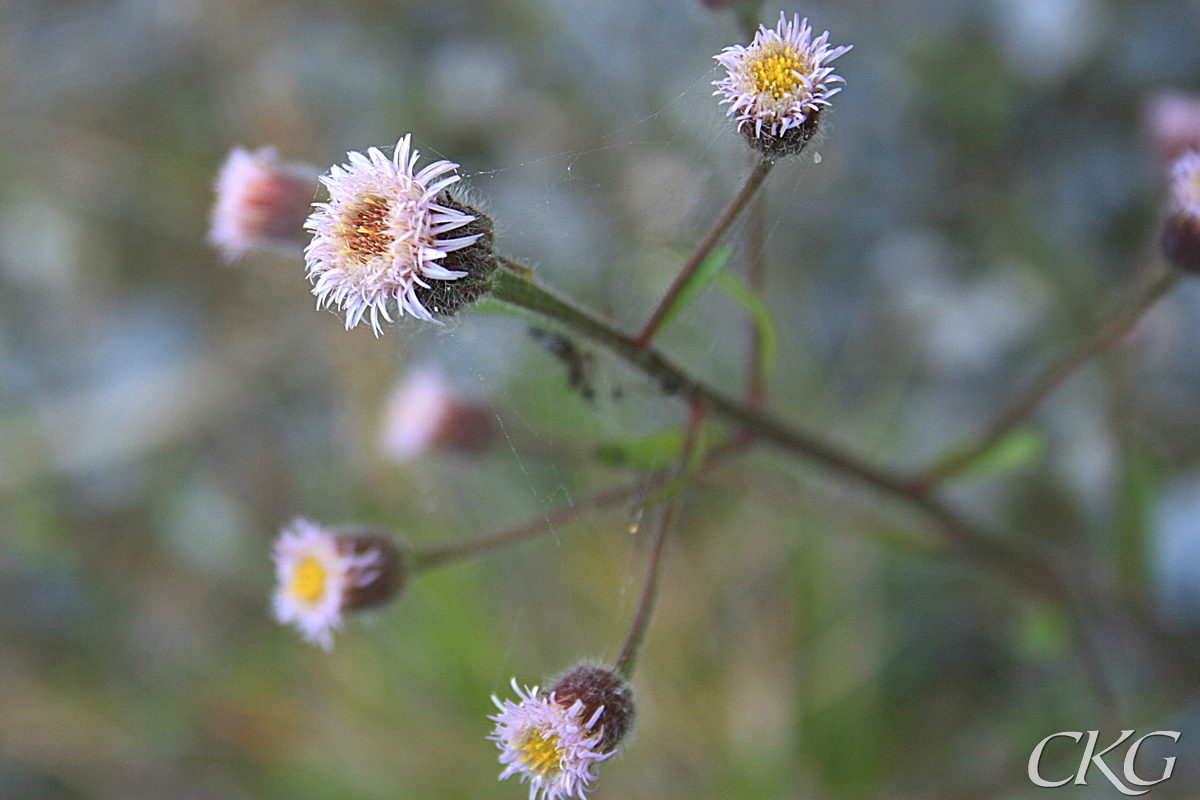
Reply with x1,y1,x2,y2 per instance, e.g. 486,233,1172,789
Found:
910,269,1180,491
633,157,774,349
491,263,1065,600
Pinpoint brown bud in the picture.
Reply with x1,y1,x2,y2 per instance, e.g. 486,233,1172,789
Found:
549,665,635,754
334,532,408,612
1161,150,1200,274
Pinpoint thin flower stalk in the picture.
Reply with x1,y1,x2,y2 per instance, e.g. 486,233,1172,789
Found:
910,269,1181,491
614,401,706,679
744,166,768,410
409,436,750,573
490,262,1066,600
409,477,662,573
633,157,774,350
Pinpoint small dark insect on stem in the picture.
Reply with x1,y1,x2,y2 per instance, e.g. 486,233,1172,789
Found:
529,326,596,402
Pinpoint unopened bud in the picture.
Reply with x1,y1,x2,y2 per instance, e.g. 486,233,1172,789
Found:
381,366,494,461
1161,150,1200,274
209,146,318,261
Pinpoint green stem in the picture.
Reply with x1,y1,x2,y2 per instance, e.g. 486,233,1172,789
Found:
633,157,774,349
491,263,1065,600
408,477,661,573
408,435,751,573
911,270,1180,490
614,402,705,679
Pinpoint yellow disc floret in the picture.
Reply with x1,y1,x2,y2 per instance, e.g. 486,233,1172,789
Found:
750,46,803,100
337,193,394,265
289,554,328,606
516,728,565,778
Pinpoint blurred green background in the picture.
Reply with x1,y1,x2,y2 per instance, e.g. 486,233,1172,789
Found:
5,0,1200,797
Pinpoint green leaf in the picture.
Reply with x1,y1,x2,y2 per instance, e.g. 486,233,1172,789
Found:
1115,442,1158,593
656,245,734,331
714,271,779,381
941,427,1045,482
595,428,684,471
470,297,538,320
1014,603,1070,660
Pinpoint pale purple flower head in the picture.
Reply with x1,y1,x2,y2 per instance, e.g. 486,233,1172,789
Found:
271,518,406,650
713,13,852,158
380,366,494,461
1146,91,1200,166
209,146,318,260
489,679,612,800
489,667,634,800
1161,149,1200,273
303,135,487,335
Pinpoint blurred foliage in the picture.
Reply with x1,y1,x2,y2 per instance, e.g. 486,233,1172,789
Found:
4,0,1200,798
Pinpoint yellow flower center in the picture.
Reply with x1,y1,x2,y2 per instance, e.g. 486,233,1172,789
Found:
750,47,803,100
289,555,328,606
338,193,395,265
516,728,565,777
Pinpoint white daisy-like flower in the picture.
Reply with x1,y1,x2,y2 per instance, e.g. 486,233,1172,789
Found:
489,679,614,800
209,146,318,261
303,135,483,335
271,518,404,650
713,13,852,157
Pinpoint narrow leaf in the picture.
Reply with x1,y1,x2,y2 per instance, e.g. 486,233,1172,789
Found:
940,427,1045,482
595,428,685,471
715,271,779,381
656,245,734,331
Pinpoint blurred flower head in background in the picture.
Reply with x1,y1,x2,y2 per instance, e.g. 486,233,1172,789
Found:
1161,149,1200,273
271,518,406,650
1146,91,1200,166
209,146,318,261
304,135,482,334
713,12,851,158
380,366,495,461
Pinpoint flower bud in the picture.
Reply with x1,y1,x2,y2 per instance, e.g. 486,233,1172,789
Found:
1161,149,1200,274
713,13,851,159
489,665,634,800
380,366,494,461
1146,91,1200,167
546,665,635,755
209,146,319,261
335,531,407,613
271,518,408,650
